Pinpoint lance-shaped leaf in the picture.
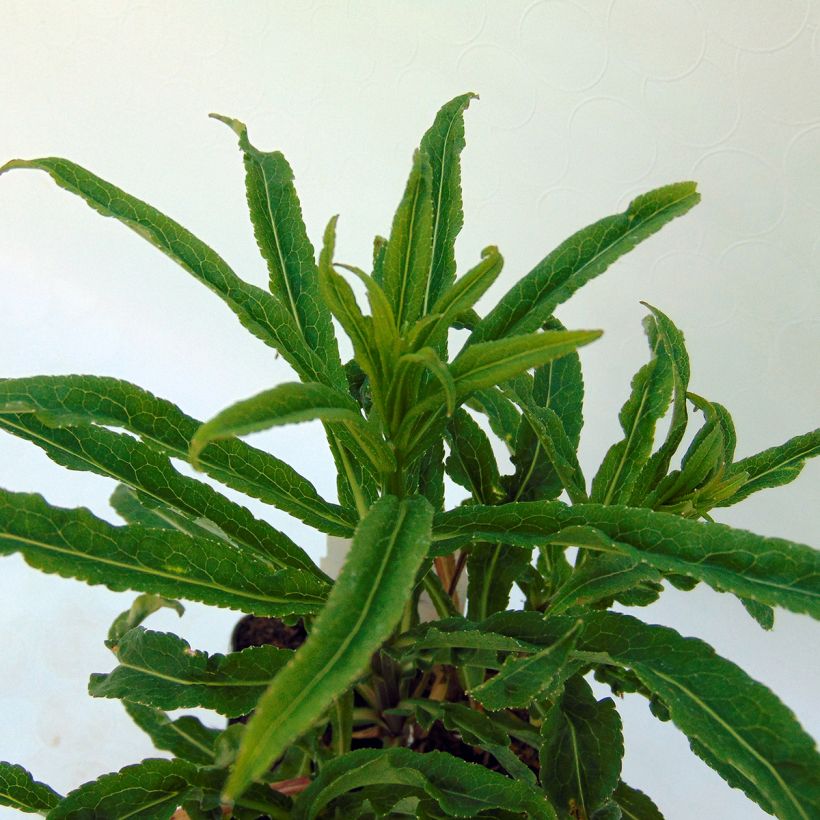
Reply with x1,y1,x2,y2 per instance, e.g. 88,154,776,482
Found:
630,304,691,503
450,329,602,399
290,747,556,820
395,700,537,785
411,245,504,351
612,781,664,819
508,317,585,502
431,501,820,617
90,627,292,717
419,92,477,312
398,347,457,419
590,318,673,505
383,151,434,329
445,408,503,504
467,542,533,621
0,489,328,616
469,182,699,345
0,412,322,574
0,374,355,537
469,620,582,710
123,702,219,765
190,381,396,476
212,114,344,387
539,675,624,820
0,158,328,384
548,550,663,615
717,428,820,507
574,612,820,820
0,762,61,814
224,495,434,802
504,384,587,504
468,387,522,451
48,758,198,820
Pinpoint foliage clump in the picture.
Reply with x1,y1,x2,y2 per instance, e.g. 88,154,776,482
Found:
0,94,818,819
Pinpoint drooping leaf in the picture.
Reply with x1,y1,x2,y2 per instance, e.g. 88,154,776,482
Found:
224,495,434,801
590,317,674,505
382,150,434,329
399,347,457,419
418,92,477,312
0,374,354,536
469,182,700,344
718,428,820,507
123,702,219,765
468,387,522,451
211,114,344,386
190,381,396,476
0,158,329,383
0,489,328,616
575,612,820,820
539,676,624,819
445,408,503,504
290,747,556,820
107,592,184,643
469,620,582,710
0,762,61,814
432,501,820,617
0,412,321,574
90,627,291,717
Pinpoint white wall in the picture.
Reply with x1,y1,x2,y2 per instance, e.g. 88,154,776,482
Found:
1,2,818,817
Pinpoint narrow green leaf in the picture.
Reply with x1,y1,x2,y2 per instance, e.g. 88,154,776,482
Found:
450,329,602,398
190,381,396,476
382,150,434,328
469,620,581,710
432,501,820,617
590,318,674,505
718,428,820,507
48,758,197,820
419,92,477,311
612,781,664,819
467,542,532,621
0,374,355,537
445,408,503,504
0,158,328,383
577,612,820,820
123,702,219,765
91,627,292,717
211,114,345,386
469,182,700,344
539,676,624,819
412,245,504,350
400,347,457,418
224,495,434,802
291,747,555,820
630,304,691,503
504,383,588,504
0,762,61,814
0,489,328,616
0,412,321,574
467,387,522,451
108,592,184,643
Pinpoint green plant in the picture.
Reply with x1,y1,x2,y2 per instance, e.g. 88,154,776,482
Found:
0,93,817,820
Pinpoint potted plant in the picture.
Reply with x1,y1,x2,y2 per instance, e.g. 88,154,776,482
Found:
0,94,817,819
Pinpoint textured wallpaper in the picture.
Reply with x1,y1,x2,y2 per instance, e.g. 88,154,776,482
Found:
0,2,818,818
